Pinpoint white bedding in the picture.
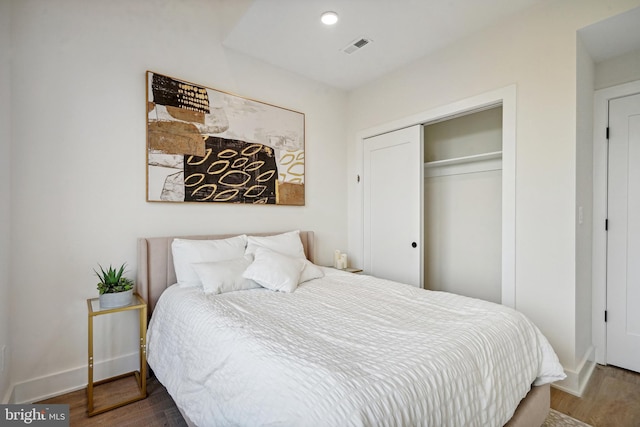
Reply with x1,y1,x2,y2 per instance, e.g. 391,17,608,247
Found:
147,268,565,427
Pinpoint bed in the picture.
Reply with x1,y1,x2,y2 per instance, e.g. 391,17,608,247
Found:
138,231,565,427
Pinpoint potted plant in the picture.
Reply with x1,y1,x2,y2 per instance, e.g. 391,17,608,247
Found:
94,263,135,309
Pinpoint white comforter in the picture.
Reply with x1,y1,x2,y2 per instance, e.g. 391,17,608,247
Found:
147,268,565,427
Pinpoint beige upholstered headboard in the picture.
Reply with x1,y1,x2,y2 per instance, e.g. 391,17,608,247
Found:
137,231,315,312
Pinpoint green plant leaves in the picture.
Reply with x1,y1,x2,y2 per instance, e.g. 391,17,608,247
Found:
94,263,134,294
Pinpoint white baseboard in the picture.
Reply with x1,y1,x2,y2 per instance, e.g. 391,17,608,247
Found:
2,385,11,405
552,346,596,397
6,352,139,404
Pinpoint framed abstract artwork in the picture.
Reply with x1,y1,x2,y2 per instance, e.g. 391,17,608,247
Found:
146,71,305,205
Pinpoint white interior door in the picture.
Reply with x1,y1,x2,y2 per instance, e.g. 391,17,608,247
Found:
363,125,423,287
607,92,640,372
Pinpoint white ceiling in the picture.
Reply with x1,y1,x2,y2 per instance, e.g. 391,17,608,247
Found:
222,1,640,90
222,0,543,90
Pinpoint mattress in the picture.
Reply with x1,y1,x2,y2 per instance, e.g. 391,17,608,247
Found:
147,268,565,427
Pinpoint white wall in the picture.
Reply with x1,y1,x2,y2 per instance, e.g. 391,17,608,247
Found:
423,108,503,161
0,0,12,403
575,36,596,386
595,48,640,90
424,171,502,303
346,0,640,392
8,0,348,402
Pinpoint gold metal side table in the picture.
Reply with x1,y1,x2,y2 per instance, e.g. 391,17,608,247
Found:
86,293,147,416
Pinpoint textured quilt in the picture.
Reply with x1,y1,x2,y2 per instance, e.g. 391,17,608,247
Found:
147,268,565,427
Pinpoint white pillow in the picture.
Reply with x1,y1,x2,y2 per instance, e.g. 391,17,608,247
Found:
192,255,260,294
246,231,323,283
300,260,324,283
172,235,248,287
243,247,304,293
245,230,305,259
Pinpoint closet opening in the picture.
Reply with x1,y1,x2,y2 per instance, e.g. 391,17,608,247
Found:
358,84,515,307
422,105,503,304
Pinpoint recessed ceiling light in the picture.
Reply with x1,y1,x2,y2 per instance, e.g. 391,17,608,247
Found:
321,11,339,26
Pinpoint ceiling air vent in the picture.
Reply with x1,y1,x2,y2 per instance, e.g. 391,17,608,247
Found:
341,37,373,54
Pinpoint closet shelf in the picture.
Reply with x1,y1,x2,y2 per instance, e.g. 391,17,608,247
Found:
424,151,503,168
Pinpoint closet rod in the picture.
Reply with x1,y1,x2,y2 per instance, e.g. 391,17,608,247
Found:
424,151,502,168
424,151,502,178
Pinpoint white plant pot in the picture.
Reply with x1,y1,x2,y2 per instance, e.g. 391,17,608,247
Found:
99,289,134,309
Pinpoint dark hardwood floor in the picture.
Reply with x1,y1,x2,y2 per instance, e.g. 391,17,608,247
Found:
37,375,187,427
37,364,640,426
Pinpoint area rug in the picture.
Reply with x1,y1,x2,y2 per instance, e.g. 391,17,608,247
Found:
543,409,593,427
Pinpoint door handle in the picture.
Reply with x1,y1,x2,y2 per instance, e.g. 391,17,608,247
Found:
411,242,417,248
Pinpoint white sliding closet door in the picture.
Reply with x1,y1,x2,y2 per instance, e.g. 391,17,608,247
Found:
363,125,423,287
